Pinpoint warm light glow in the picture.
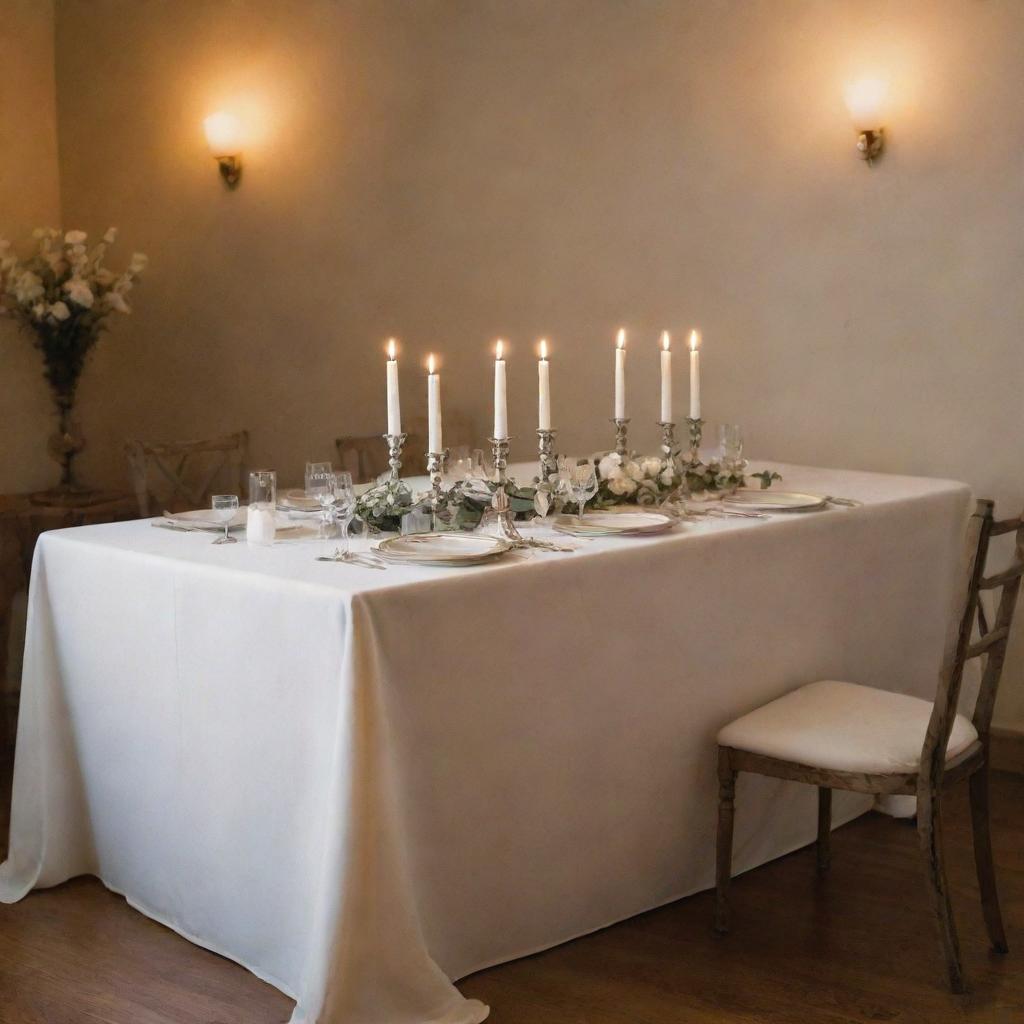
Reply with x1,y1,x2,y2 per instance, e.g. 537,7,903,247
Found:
661,330,671,352
616,328,626,349
387,338,397,360
844,76,889,128
495,339,505,361
539,338,548,360
689,329,700,352
427,353,436,374
203,111,245,155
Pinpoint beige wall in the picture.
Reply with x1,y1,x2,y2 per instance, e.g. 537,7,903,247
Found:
12,0,1024,725
0,0,60,493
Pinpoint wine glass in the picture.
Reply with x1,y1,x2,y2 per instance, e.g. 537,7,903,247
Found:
211,494,239,545
568,462,598,523
305,461,336,540
333,471,356,554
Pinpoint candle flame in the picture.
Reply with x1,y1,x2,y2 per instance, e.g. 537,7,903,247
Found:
427,353,436,374
661,330,671,352
387,337,397,360
689,329,700,352
616,328,626,349
539,338,548,360
496,339,504,360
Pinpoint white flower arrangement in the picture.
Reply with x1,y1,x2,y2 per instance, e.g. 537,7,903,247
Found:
594,452,683,507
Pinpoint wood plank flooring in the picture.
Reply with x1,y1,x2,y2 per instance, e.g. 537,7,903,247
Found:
1,761,1021,1023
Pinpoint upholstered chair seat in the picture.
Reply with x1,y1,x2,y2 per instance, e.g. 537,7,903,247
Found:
717,680,979,776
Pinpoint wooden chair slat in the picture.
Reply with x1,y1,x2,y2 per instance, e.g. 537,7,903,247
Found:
979,564,1024,590
966,626,1011,660
990,517,1022,537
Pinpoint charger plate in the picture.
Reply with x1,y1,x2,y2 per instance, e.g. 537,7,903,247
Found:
722,490,827,512
376,533,512,566
552,507,677,537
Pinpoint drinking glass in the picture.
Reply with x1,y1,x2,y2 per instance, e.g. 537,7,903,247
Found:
247,470,277,546
305,461,336,539
401,508,433,535
446,445,472,484
717,424,744,471
471,448,491,480
249,469,277,508
568,462,598,522
333,472,356,554
211,494,239,545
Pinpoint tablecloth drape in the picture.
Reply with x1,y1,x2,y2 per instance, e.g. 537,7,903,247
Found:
1,462,971,1024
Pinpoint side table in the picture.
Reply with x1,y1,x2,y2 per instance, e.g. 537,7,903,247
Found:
0,492,138,757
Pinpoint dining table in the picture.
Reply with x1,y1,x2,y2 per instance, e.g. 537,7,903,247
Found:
0,460,972,1024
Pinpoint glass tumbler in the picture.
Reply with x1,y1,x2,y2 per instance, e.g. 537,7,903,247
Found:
247,469,277,546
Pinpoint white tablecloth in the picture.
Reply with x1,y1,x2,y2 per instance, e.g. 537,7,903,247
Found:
0,462,970,1024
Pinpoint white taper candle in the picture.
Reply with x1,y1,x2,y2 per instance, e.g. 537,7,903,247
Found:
688,329,701,420
614,328,626,419
659,330,672,422
385,338,401,436
427,354,442,452
538,339,551,431
494,339,508,439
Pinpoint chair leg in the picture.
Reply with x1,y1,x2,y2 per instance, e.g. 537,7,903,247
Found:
917,789,966,993
817,786,832,876
715,747,737,934
969,765,1009,954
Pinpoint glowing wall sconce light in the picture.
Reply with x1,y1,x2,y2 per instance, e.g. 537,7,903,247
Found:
203,111,244,189
844,76,888,165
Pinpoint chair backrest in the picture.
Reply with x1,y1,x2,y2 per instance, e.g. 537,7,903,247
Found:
124,431,249,517
920,499,1024,785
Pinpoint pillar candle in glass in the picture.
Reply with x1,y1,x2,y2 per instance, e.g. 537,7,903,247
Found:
688,329,701,420
385,338,401,436
538,338,551,431
427,354,442,452
659,330,672,422
493,339,508,439
614,328,626,419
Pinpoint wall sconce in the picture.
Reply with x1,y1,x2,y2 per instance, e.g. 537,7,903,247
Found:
843,76,888,165
203,111,244,189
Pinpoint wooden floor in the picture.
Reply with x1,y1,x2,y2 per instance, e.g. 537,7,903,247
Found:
1,762,1021,1024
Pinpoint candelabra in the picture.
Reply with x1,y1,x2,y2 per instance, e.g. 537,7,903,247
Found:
536,428,558,482
382,432,407,481
612,418,630,457
657,421,677,459
685,417,704,460
480,435,523,541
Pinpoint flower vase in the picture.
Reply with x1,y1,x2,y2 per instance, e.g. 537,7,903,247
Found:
30,394,103,507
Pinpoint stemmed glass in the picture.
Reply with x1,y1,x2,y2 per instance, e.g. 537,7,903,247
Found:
211,494,239,545
333,472,356,554
568,462,598,523
305,461,336,540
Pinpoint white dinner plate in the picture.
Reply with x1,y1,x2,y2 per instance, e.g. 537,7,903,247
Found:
279,490,321,512
722,489,827,512
375,533,512,566
552,507,678,537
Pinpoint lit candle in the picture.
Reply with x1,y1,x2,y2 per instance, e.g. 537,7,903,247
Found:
659,330,672,423
538,338,551,431
427,354,442,452
614,328,626,420
688,329,701,420
494,339,508,440
385,338,401,436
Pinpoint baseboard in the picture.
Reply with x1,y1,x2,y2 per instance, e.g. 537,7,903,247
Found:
991,727,1024,774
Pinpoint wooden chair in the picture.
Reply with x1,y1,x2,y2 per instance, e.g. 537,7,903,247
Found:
124,431,248,517
714,499,1021,992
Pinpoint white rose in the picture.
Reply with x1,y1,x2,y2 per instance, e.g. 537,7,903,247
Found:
104,291,131,314
597,453,620,479
14,271,43,303
94,268,116,286
608,476,637,496
31,302,45,320
625,460,645,482
660,468,675,486
641,457,663,478
103,227,118,244
64,229,87,245
50,301,70,321
64,277,94,308
129,252,148,274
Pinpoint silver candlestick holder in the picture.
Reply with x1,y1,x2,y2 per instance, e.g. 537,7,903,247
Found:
382,432,407,481
425,449,449,522
657,421,677,459
537,428,558,482
480,435,523,541
685,417,704,460
612,418,630,457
